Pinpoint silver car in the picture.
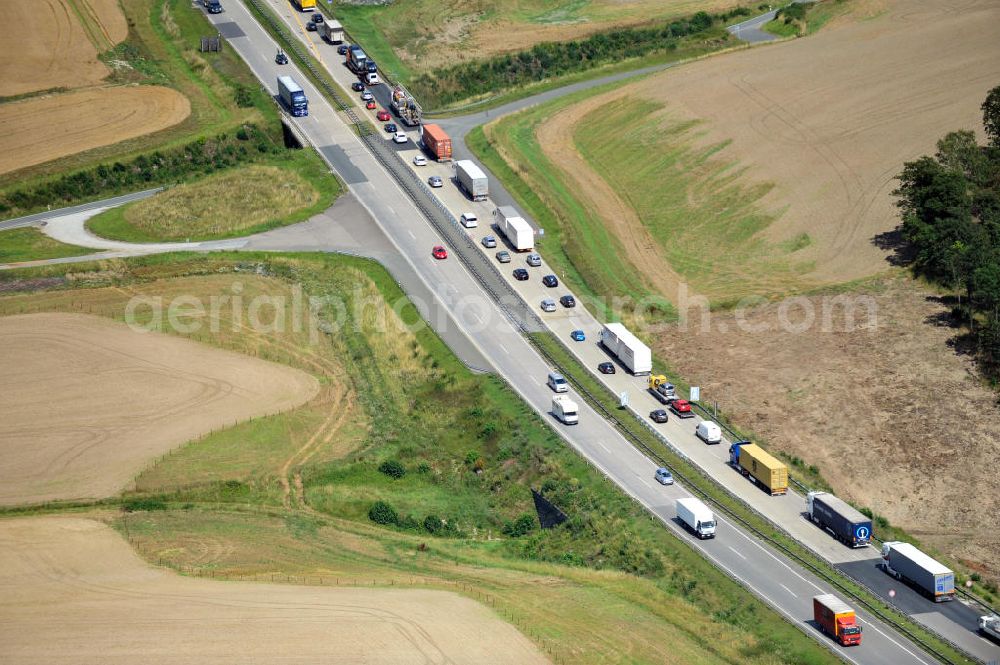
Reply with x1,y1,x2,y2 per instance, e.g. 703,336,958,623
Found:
526,253,542,267
496,250,511,263
540,299,556,313
481,235,497,248
428,175,443,188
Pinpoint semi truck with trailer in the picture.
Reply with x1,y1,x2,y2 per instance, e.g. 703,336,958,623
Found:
728,441,788,495
880,541,955,602
421,124,452,161
676,498,716,539
293,0,315,11
494,206,534,252
347,45,367,75
318,20,344,44
552,395,579,425
392,86,422,126
812,595,862,646
599,323,652,375
455,160,489,201
806,491,872,548
277,75,308,117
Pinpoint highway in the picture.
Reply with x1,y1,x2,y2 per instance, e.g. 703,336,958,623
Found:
190,1,948,663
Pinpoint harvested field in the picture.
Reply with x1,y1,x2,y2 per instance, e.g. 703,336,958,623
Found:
0,312,319,505
654,275,1000,578
0,516,549,665
0,86,190,175
0,0,126,97
535,0,1000,301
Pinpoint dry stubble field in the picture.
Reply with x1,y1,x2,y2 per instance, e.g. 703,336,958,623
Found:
0,312,319,505
0,516,548,665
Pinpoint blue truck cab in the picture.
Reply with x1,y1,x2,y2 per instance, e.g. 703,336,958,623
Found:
277,75,308,117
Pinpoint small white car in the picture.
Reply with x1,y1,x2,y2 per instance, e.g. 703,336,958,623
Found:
460,212,478,228
655,468,674,486
413,155,427,166
393,132,408,144
365,72,380,85
540,299,556,313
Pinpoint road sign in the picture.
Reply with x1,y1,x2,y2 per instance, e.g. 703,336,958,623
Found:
619,391,629,408
690,386,700,402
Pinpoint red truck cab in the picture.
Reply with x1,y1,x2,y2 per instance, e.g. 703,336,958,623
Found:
813,594,862,646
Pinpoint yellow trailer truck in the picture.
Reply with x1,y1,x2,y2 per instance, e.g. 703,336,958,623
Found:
293,0,315,11
729,441,788,495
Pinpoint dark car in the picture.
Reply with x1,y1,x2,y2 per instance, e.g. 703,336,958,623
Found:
598,362,615,374
351,81,364,92
650,409,669,424
513,268,529,281
560,294,576,308
310,12,324,23
275,50,288,65
542,274,558,288
384,123,398,133
338,44,349,55
306,21,317,31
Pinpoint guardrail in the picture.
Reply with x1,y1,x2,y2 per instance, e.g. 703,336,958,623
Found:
236,2,980,661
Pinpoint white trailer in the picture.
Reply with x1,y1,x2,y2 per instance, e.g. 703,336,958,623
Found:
599,323,652,375
676,498,716,539
494,206,534,252
980,614,1000,642
455,160,488,201
318,20,344,44
552,395,579,425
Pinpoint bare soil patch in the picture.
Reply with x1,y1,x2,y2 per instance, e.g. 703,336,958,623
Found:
0,0,124,97
0,313,319,505
0,516,549,665
0,86,190,175
540,0,1000,296
654,276,1000,577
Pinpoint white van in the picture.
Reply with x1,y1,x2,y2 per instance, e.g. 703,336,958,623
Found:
547,372,568,393
365,72,380,85
460,212,478,228
696,421,722,444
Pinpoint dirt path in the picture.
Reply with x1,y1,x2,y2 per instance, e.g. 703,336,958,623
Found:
0,86,191,175
0,313,319,505
0,516,550,665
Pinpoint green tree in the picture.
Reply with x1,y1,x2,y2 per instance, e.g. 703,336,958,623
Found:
378,459,406,479
368,501,398,525
982,84,1000,149
936,130,990,185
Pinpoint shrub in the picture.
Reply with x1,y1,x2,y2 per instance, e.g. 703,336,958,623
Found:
378,459,406,479
502,513,537,537
423,514,444,534
234,84,254,108
122,498,167,512
368,501,398,525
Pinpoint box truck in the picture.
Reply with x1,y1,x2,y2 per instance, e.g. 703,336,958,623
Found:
552,395,578,425
676,498,716,539
347,45,367,75
807,491,872,548
293,0,315,11
318,20,344,44
599,323,652,375
813,595,862,646
277,75,308,117
494,206,534,252
455,160,488,201
421,124,452,162
880,542,955,602
728,441,787,495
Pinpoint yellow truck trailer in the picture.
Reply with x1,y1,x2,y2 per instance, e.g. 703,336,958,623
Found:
293,0,316,11
728,441,788,495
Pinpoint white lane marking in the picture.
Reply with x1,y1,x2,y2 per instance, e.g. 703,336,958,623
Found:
407,230,415,240
863,622,938,665
593,440,610,453
500,345,510,355
727,546,746,560
638,477,654,489
779,583,796,597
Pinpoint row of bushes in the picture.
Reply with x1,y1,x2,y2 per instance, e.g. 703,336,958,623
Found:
412,8,735,109
367,500,462,536
0,124,279,217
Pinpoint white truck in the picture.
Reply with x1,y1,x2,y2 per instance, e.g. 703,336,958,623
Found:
455,160,488,201
552,395,579,425
979,614,1000,642
599,323,652,375
494,206,534,252
318,20,344,44
676,498,716,539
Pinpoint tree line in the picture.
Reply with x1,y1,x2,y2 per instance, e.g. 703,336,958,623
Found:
411,6,757,110
894,85,1000,378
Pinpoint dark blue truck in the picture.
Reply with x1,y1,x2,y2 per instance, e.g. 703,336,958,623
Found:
806,491,872,548
277,75,308,117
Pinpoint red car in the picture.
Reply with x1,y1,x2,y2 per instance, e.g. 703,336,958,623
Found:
432,245,448,260
376,109,391,121
365,100,377,110
670,399,695,419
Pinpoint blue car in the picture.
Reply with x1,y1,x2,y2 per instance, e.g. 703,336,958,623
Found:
571,330,585,342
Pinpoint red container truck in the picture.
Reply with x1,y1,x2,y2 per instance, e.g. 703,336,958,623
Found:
421,124,452,162
813,594,862,646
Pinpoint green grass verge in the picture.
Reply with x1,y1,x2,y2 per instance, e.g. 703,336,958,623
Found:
0,227,92,264
85,154,341,243
762,17,801,37
0,252,839,665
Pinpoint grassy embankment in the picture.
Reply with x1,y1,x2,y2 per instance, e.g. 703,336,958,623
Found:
86,161,342,243
0,228,93,264
0,253,838,665
763,0,854,38
0,0,337,225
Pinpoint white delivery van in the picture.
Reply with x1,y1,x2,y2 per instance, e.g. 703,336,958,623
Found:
696,421,722,444
547,372,568,393
676,498,717,539
552,395,579,425
460,212,478,228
